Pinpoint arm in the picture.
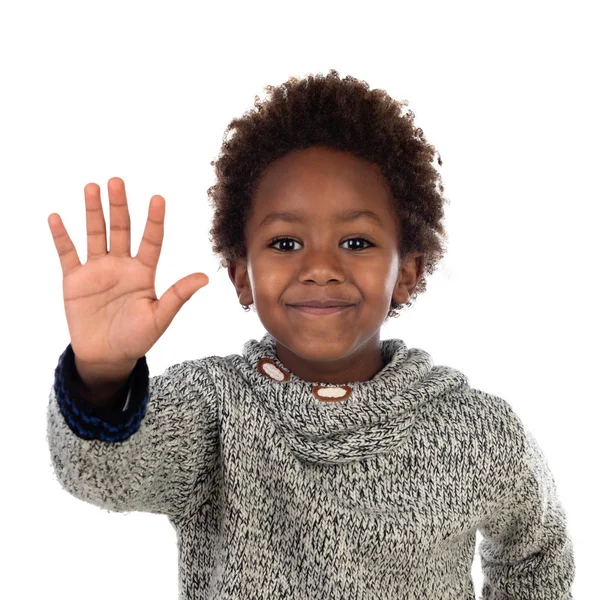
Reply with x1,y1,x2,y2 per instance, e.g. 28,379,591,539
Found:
478,425,576,599
46,343,220,522
72,352,138,410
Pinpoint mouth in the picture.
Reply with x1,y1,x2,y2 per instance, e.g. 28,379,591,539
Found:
289,305,354,315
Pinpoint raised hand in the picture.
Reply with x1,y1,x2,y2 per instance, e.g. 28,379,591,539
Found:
48,177,209,370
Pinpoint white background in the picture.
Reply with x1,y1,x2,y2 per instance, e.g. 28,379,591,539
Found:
1,0,593,597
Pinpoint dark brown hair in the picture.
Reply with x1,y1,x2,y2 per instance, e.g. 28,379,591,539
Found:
207,69,449,319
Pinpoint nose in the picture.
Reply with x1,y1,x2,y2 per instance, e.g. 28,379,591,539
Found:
297,245,346,284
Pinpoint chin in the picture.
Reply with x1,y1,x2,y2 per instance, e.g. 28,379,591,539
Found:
280,331,357,356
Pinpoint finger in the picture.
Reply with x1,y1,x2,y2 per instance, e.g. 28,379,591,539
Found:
153,273,209,335
48,213,82,277
135,194,165,270
84,182,107,260
107,177,131,257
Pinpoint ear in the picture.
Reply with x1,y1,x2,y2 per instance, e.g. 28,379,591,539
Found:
392,253,424,305
228,257,254,306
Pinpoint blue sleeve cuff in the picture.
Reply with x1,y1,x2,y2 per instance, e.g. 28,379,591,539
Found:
53,343,150,442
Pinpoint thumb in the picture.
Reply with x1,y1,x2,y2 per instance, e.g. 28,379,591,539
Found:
154,273,209,334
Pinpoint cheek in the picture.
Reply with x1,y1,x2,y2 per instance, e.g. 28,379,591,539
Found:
359,259,396,287
364,260,399,301
250,267,288,297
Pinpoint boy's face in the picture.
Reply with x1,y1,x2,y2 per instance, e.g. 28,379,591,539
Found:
229,145,423,384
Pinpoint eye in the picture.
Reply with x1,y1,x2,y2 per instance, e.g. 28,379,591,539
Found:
268,237,375,252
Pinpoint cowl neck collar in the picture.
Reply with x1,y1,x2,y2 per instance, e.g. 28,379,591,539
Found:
235,332,469,465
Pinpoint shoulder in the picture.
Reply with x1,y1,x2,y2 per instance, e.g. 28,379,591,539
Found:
146,354,232,405
155,352,248,389
448,385,530,478
460,385,525,429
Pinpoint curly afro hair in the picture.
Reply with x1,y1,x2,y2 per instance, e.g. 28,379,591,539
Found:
207,69,449,319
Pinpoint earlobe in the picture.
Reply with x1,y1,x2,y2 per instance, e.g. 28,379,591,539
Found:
392,288,410,306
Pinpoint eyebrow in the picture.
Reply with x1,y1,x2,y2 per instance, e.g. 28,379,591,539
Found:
258,209,383,229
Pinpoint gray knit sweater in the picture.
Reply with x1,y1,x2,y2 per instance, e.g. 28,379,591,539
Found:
46,332,575,599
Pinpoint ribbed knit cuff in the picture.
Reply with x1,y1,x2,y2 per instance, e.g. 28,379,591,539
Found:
53,343,150,442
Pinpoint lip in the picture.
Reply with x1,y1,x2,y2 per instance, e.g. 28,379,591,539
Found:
289,305,354,315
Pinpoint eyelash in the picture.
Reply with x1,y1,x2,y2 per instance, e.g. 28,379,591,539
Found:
268,236,375,252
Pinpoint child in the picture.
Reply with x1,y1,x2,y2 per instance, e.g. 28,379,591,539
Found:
46,69,575,599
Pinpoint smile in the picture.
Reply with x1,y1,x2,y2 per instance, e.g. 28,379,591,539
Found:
289,306,353,315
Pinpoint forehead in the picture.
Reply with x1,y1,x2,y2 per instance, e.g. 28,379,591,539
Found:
249,146,395,221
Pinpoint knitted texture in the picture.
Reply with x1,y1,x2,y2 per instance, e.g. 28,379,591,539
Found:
46,333,575,599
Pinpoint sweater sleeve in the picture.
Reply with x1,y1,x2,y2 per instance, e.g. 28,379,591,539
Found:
46,343,220,522
477,424,576,600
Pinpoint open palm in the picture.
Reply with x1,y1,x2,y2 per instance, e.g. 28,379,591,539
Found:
48,177,209,367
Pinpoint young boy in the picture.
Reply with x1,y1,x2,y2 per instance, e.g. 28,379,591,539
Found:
46,69,575,599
